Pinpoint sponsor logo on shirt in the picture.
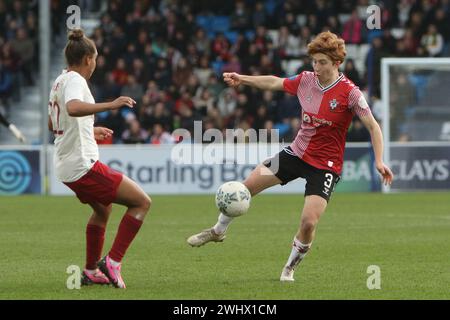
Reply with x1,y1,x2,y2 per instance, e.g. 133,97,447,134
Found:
302,112,333,127
329,99,339,110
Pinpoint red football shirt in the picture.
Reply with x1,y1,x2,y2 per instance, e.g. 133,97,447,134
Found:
283,71,372,175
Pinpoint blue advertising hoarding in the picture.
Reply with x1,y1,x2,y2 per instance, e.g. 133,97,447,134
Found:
0,150,41,195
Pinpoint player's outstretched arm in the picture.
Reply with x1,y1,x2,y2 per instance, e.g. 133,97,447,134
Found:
223,72,284,91
66,96,136,117
359,113,394,186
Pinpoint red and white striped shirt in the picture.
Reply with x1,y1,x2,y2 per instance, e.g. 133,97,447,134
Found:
283,71,372,175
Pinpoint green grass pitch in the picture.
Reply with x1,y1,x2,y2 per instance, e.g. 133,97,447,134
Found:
1,193,449,299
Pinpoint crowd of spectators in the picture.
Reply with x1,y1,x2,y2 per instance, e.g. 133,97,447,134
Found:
3,0,450,143
0,0,80,116
0,0,39,115
91,0,450,144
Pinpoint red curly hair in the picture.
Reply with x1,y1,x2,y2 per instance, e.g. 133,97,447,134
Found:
307,31,346,64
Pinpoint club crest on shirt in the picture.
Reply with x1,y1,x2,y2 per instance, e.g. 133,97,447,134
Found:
329,99,339,110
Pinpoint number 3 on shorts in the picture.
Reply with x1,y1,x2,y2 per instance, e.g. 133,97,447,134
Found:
322,173,334,196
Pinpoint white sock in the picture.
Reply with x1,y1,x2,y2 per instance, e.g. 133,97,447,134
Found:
213,213,233,235
285,238,311,269
108,256,121,267
85,269,98,275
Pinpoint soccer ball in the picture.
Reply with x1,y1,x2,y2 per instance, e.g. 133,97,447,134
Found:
215,181,251,217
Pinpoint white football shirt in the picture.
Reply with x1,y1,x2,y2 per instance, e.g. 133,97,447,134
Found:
48,70,99,182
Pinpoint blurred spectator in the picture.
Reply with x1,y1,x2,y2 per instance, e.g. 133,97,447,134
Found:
394,38,410,57
175,91,194,114
284,12,300,35
277,92,300,122
390,72,415,140
206,74,224,97
241,43,261,73
286,117,301,141
178,103,196,135
254,25,272,54
277,25,301,59
324,15,341,34
397,0,413,27
172,57,193,88
91,55,107,87
296,56,314,74
226,106,246,129
193,87,215,117
366,37,389,97
121,118,149,144
10,28,34,85
144,80,161,104
0,60,12,109
154,58,172,89
306,14,321,35
434,8,450,46
218,87,237,117
131,58,148,85
102,73,121,102
298,26,313,56
230,0,250,32
344,58,362,87
211,33,231,62
96,108,127,143
263,119,276,142
252,105,269,130
111,58,129,86
347,118,370,142
0,1,8,36
403,28,420,55
406,11,425,38
121,75,144,106
185,43,200,67
194,55,214,86
252,1,267,28
382,29,397,54
150,123,175,144
222,54,242,74
261,90,279,119
421,24,444,56
0,41,20,99
193,28,210,56
342,9,364,44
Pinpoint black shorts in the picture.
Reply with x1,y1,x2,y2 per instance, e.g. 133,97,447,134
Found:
262,147,340,202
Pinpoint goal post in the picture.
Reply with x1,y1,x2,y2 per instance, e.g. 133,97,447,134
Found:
381,57,450,193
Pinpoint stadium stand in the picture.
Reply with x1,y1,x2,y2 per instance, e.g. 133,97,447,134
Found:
1,0,449,144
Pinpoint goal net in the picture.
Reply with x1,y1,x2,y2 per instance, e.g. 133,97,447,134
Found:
381,58,450,192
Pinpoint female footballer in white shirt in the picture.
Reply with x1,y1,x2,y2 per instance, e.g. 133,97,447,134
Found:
48,29,151,288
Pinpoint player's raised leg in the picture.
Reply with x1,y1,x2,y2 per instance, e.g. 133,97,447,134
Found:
280,195,327,281
81,202,112,286
187,165,281,247
98,175,151,288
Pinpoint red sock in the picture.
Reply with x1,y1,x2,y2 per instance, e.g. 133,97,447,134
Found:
85,224,105,270
108,214,143,263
